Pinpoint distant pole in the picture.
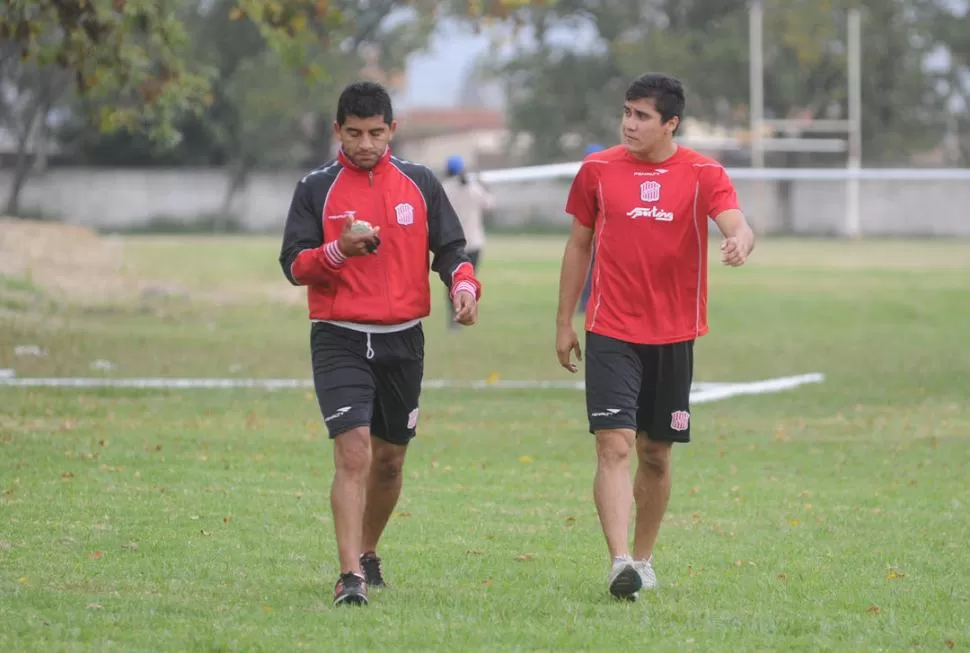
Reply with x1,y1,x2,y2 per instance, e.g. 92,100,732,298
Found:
748,1,767,233
846,7,862,238
749,0,765,169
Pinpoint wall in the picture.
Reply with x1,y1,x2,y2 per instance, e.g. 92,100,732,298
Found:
3,167,969,236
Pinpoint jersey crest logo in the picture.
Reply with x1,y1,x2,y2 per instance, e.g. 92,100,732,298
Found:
640,180,661,203
395,202,415,226
670,410,690,431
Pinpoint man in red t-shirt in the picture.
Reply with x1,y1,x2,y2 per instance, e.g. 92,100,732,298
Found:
555,73,755,601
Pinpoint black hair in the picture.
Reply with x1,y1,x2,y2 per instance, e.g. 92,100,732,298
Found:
625,73,686,133
336,81,393,125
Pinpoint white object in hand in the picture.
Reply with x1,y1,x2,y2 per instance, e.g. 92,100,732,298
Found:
350,219,374,235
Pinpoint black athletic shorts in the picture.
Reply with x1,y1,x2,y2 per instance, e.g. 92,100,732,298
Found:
584,331,694,442
310,321,424,445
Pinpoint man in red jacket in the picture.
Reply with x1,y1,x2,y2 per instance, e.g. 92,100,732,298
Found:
555,73,755,601
279,81,481,607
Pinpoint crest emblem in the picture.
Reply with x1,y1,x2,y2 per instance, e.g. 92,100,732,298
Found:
395,202,415,226
670,410,690,431
640,180,661,203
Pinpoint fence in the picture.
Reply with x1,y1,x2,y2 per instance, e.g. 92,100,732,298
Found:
3,166,969,236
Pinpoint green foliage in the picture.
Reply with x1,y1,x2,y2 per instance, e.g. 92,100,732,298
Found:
494,0,968,165
1,0,213,148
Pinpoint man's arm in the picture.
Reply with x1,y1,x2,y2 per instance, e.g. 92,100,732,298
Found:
279,178,345,287
713,209,755,267
556,219,594,327
701,164,755,267
426,173,481,300
555,160,599,372
279,176,379,286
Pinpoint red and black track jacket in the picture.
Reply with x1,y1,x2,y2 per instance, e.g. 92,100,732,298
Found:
279,147,482,326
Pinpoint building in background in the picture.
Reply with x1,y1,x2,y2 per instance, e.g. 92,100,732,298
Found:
393,107,529,173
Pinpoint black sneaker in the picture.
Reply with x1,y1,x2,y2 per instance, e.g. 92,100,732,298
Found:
333,572,368,607
360,552,387,589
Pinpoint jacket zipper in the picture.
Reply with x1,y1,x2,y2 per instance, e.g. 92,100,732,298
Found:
371,170,393,322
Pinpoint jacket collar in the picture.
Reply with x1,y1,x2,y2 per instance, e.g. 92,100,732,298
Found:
338,146,392,173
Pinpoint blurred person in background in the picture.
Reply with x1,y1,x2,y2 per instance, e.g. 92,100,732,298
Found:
555,73,755,602
440,154,495,330
279,81,482,607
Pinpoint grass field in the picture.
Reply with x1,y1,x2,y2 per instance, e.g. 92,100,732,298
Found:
1,234,969,652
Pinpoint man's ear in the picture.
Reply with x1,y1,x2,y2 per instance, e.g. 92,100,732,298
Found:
387,120,397,140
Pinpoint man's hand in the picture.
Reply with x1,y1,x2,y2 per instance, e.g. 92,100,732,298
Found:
452,290,478,326
720,233,753,267
556,324,582,373
338,217,381,257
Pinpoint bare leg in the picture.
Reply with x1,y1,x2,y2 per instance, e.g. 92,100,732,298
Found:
593,428,636,559
331,427,372,574
361,438,408,554
632,435,672,560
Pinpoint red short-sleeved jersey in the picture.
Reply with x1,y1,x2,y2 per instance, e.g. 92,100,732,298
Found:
565,145,741,345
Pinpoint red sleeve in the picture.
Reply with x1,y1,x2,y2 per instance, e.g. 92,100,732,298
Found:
449,261,481,301
700,164,741,218
565,162,599,227
291,242,347,286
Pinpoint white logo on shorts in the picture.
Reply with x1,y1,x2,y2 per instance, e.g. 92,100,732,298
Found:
407,408,419,429
670,410,690,431
591,408,621,418
325,406,352,423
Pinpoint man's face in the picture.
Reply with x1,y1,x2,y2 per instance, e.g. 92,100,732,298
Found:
334,114,396,169
620,97,678,157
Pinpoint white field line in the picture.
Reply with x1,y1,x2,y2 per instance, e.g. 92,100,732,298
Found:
0,373,825,403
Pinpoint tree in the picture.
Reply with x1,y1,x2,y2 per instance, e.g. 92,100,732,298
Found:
0,0,211,215
491,0,965,166
0,44,72,214
1,0,211,146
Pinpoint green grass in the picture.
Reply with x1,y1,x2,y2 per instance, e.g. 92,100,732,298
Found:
1,235,969,652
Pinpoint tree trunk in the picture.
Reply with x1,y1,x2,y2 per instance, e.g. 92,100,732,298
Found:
4,112,41,217
310,113,333,163
219,156,252,230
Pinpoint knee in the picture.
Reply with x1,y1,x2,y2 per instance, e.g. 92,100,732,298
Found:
636,437,671,477
334,427,371,476
372,448,406,483
595,429,635,468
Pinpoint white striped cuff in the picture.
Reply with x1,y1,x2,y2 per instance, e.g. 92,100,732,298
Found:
451,280,477,299
323,241,347,267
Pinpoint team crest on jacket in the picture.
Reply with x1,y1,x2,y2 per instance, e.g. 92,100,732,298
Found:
395,202,415,226
640,180,661,203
